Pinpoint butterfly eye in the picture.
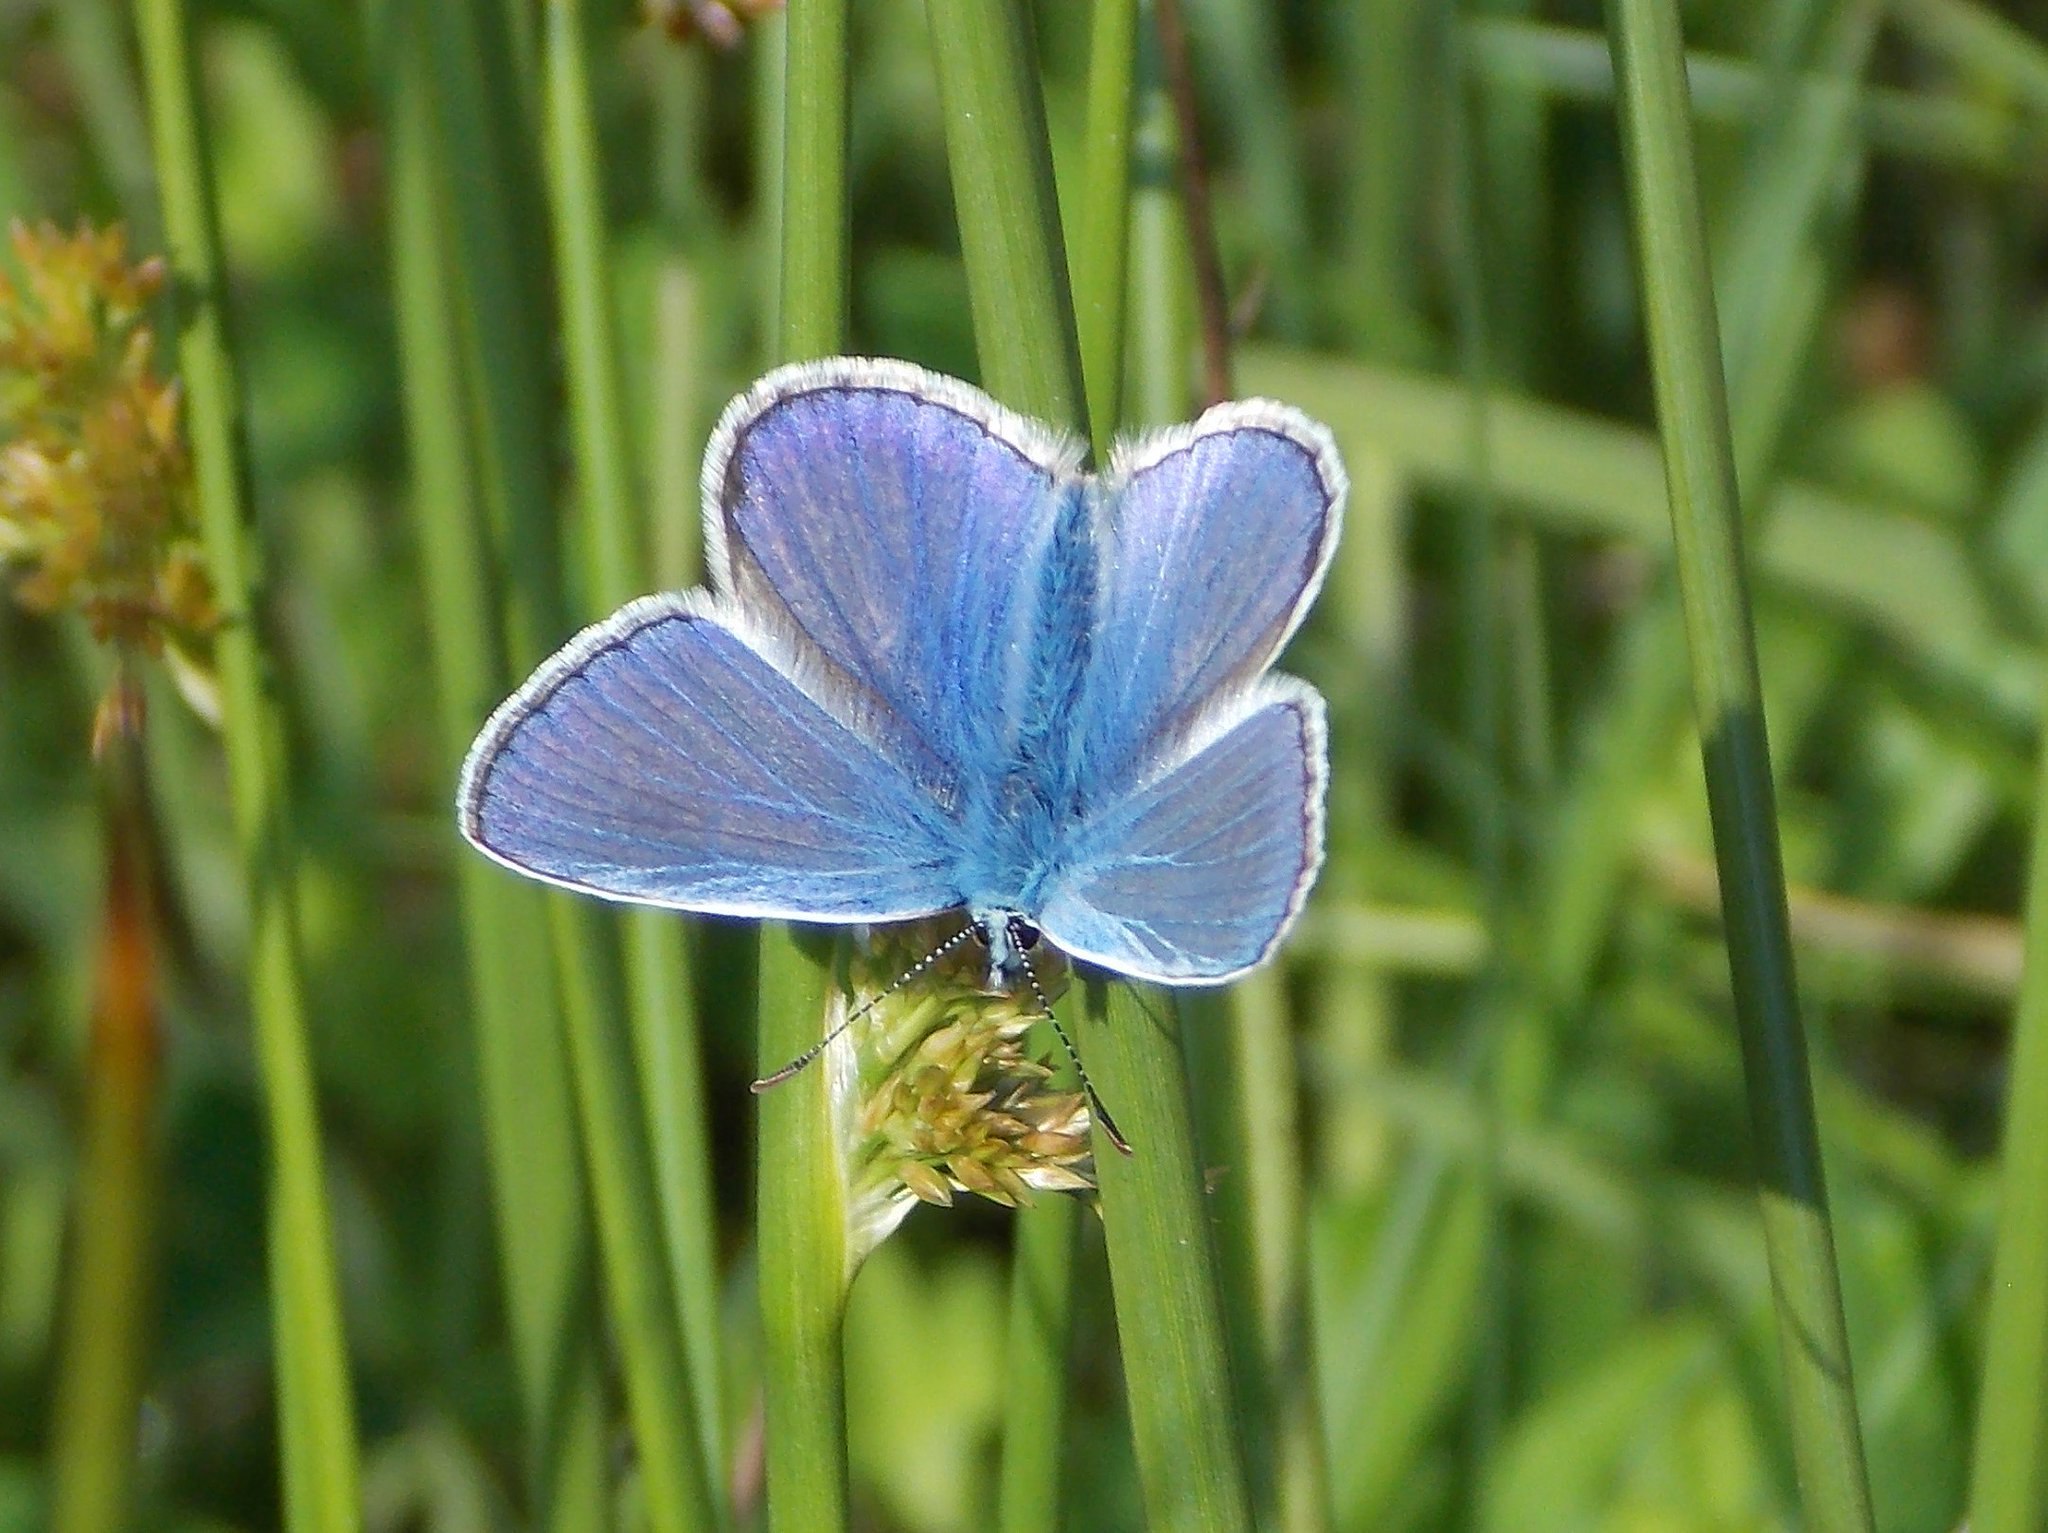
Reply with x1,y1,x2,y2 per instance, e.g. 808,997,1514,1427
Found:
1010,919,1042,952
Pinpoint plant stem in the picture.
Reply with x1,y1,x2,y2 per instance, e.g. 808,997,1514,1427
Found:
132,0,363,1525
1603,2,1875,1525
1086,980,1256,1533
778,0,848,363
1125,64,1316,1529
925,0,1084,425
1181,977,1331,1533
756,2,854,1529
50,673,159,1533
996,1194,1077,1533
1073,0,1138,460
755,931,846,1533
380,21,611,1526
1967,661,2048,1529
540,2,726,1515
922,17,1106,1533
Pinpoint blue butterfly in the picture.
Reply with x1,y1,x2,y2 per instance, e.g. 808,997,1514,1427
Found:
456,357,1344,992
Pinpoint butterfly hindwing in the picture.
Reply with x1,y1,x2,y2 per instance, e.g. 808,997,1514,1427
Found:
457,595,959,921
1039,679,1327,983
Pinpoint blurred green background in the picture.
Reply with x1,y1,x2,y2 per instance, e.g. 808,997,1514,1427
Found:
6,0,2048,1528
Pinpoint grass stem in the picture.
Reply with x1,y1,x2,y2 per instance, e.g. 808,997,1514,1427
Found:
1603,2,1875,1524
49,675,159,1533
756,3,855,1529
539,1,726,1516
132,2,365,1525
379,17,612,1525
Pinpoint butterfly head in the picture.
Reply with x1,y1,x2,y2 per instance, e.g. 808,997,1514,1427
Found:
970,910,1043,994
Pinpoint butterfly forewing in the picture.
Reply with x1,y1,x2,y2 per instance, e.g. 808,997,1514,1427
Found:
707,359,1083,792
458,596,958,922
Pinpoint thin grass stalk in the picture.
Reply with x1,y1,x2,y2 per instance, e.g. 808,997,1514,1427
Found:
646,48,727,1488
1151,0,1230,406
49,672,159,1533
650,42,712,587
924,0,1085,425
1087,981,1256,1533
925,30,1095,1533
539,4,726,1518
1126,55,1191,427
131,3,363,1526
756,1,853,1527
544,895,716,1533
1181,975,1331,1533
999,8,1137,1527
1074,0,1138,458
1602,2,1875,1524
418,2,716,1526
381,32,612,1527
754,927,845,1533
923,14,1250,1528
1125,74,1322,1529
1965,662,2048,1528
995,1192,1076,1533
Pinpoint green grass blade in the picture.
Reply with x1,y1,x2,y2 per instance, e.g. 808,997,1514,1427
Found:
995,1198,1077,1533
777,0,848,363
921,15,1096,1533
131,0,363,1525
1126,37,1321,1526
1602,2,1875,1525
49,700,160,1533
380,25,612,1527
538,3,725,1519
1181,976,1332,1533
924,0,1084,425
755,927,847,1532
1085,980,1257,1533
1073,0,1138,459
757,2,854,1529
1967,686,2048,1526
415,2,716,1526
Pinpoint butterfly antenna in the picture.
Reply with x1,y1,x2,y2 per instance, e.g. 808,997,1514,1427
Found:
1012,919,1133,1157
750,923,981,1093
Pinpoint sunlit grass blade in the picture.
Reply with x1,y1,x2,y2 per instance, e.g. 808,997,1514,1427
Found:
919,43,1103,1532
1966,682,2048,1526
1072,0,1137,459
1086,981,1257,1533
378,20,611,1525
999,11,1135,1526
924,9,1252,1528
756,2,854,1529
755,925,847,1532
1181,975,1332,1533
131,0,363,1525
1602,1,1875,1525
